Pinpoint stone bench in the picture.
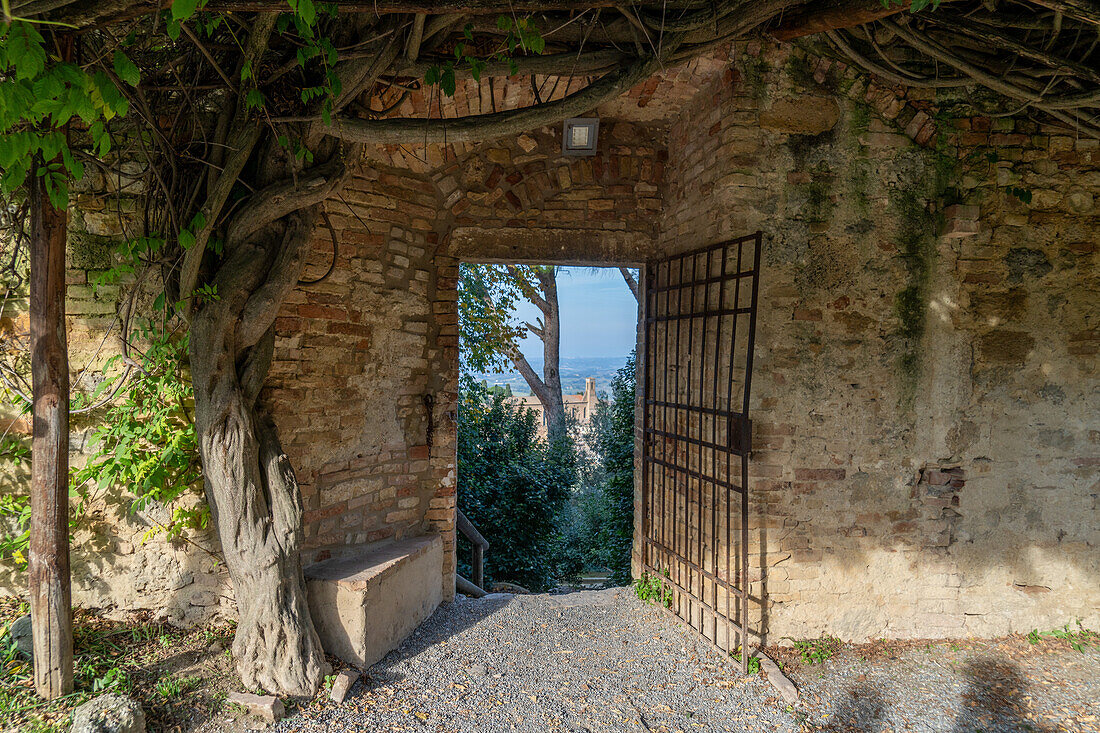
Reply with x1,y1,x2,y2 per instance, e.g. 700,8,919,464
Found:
305,534,443,670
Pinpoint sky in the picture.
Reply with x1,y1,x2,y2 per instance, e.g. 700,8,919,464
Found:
514,267,639,360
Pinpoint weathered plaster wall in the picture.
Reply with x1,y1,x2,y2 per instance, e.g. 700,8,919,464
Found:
649,42,1099,641
0,172,234,625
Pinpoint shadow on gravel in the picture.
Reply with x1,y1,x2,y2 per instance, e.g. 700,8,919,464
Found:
355,595,511,693
951,657,1054,733
818,682,887,732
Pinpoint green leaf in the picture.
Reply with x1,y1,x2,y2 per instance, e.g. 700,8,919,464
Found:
470,59,485,83
113,51,141,87
294,0,317,26
179,228,196,250
171,0,199,21
245,88,265,110
44,169,68,210
497,15,511,31
441,67,456,97
8,22,47,81
61,145,83,181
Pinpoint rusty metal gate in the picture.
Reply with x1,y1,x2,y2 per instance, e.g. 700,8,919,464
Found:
641,232,762,672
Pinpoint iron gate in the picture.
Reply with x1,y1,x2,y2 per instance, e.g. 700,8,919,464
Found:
641,232,762,672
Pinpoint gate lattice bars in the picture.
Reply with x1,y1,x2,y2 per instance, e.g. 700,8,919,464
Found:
641,232,762,673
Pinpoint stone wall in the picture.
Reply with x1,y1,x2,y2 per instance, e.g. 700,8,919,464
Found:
2,40,1095,642
644,41,1099,641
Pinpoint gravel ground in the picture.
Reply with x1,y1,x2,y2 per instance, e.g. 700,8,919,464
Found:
277,588,1099,733
783,634,1100,732
279,587,789,732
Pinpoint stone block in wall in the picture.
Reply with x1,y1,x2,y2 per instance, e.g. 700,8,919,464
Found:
759,96,840,135
942,204,981,238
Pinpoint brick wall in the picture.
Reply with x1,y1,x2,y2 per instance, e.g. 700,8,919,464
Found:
265,164,456,587
647,41,1099,641
262,125,665,602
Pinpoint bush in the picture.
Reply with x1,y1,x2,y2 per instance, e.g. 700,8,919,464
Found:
574,354,636,585
456,376,575,591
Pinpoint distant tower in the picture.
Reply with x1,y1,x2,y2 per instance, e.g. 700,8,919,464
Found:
583,377,597,418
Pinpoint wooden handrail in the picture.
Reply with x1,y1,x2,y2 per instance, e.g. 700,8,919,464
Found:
456,508,488,548
456,508,488,591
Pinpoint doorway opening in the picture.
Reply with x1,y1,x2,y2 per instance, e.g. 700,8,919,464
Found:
456,263,641,595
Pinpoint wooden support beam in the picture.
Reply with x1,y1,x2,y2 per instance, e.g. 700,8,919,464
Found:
28,157,73,701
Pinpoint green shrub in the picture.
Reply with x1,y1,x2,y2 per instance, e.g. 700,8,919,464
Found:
565,354,636,585
457,375,576,591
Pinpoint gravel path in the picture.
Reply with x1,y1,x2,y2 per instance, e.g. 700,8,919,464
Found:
278,588,1099,733
280,587,791,732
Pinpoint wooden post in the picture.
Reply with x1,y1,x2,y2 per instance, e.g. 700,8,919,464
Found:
28,157,73,700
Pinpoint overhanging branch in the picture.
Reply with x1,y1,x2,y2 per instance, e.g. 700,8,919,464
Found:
179,13,276,314
390,49,627,80
321,55,661,145
770,0,918,41
225,156,349,247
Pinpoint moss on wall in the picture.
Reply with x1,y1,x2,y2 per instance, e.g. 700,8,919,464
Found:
739,54,771,100
68,233,115,270
887,149,955,410
787,133,839,227
784,53,816,89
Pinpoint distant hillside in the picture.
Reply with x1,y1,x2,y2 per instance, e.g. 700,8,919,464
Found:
467,355,630,396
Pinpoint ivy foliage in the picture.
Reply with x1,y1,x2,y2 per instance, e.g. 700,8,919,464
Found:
0,18,136,208
0,315,205,568
72,320,205,543
426,16,544,96
0,435,30,566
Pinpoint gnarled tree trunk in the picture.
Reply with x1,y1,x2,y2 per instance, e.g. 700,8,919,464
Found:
188,137,349,694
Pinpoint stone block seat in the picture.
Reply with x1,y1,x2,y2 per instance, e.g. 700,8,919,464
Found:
304,534,443,670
